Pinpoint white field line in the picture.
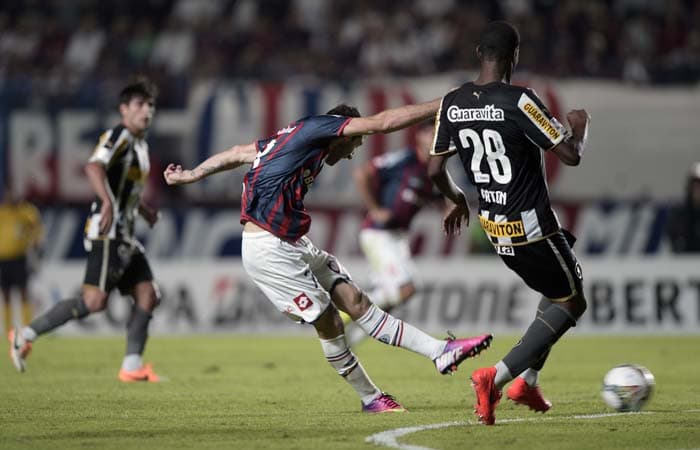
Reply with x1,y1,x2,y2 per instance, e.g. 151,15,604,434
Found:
366,410,699,450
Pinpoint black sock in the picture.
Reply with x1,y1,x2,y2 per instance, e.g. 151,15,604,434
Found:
503,304,576,377
29,298,89,337
531,348,551,371
536,297,553,317
126,306,152,355
530,297,554,371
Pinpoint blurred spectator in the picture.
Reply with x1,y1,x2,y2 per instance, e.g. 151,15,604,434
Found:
63,13,105,75
172,0,225,27
149,16,194,75
0,13,40,66
666,163,700,253
0,0,698,97
127,18,156,68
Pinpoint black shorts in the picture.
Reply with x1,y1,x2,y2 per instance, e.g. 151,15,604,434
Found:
0,256,28,289
496,229,583,301
84,240,153,295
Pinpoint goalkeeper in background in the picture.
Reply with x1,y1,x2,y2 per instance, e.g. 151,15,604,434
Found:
0,182,43,335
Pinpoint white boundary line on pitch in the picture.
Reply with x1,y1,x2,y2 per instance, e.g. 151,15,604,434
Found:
365,410,700,450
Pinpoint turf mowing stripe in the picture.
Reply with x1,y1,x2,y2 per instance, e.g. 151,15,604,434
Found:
365,410,700,450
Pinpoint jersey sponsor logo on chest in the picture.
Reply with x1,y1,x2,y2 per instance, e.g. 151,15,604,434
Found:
479,215,525,238
447,105,504,122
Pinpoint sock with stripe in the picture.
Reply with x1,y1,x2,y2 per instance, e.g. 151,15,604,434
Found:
355,303,445,360
25,297,89,339
498,304,576,389
320,334,380,405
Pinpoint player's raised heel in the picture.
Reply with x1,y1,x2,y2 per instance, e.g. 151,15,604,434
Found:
434,333,493,375
362,392,406,413
119,363,161,382
506,377,551,413
8,327,32,373
471,367,501,425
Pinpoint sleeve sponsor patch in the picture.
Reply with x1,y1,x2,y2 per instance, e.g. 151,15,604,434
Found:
517,93,566,146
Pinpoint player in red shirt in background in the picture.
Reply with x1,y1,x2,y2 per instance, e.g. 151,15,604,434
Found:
344,120,443,345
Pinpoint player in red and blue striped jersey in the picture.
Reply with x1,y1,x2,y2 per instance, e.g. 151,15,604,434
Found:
164,101,493,413
240,112,356,241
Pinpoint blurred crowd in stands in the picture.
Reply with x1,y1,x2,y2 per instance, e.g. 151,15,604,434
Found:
1,0,699,108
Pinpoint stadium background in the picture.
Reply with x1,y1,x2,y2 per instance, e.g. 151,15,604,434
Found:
1,0,700,336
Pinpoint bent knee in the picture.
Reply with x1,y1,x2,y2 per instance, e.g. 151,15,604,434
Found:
82,288,108,313
566,292,587,319
331,281,369,320
348,288,370,318
133,282,161,312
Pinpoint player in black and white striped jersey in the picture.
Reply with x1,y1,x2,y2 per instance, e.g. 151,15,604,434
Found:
427,21,591,424
10,78,162,382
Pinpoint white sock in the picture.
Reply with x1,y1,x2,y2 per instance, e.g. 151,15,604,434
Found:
121,354,143,371
21,326,37,342
319,335,380,405
494,360,514,389
356,303,445,360
520,368,539,387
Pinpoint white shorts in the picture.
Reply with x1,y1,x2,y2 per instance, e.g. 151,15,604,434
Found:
241,230,352,323
359,228,415,290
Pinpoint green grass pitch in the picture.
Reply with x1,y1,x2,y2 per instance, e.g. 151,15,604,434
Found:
2,334,699,450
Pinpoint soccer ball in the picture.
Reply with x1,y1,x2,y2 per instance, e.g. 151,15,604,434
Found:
601,364,655,412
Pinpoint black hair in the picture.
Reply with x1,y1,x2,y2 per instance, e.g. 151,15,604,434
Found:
119,76,158,105
326,104,361,118
477,21,520,62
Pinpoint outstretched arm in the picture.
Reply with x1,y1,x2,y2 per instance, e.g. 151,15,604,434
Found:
164,143,257,185
551,109,590,166
341,99,440,136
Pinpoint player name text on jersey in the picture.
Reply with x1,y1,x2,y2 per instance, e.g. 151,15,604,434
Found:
480,188,507,205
